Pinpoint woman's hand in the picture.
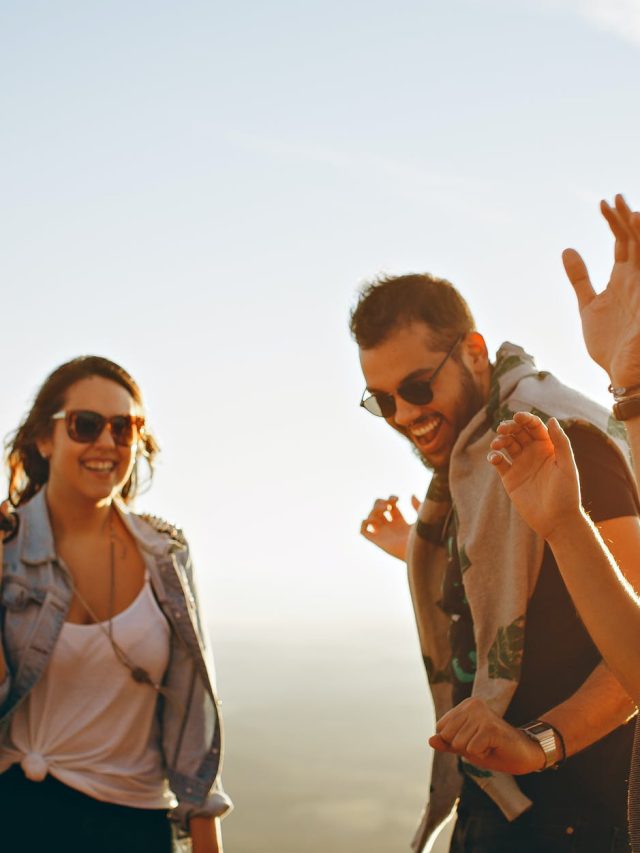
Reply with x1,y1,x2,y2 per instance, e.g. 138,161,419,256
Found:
360,494,421,561
487,413,582,541
429,697,545,775
563,193,640,387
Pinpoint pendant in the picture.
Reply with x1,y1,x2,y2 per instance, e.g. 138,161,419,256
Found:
131,666,152,685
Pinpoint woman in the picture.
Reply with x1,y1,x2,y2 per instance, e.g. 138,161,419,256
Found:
0,355,231,853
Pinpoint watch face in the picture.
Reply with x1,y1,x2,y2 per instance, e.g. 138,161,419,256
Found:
526,723,549,736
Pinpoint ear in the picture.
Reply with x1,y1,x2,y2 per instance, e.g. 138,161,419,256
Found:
461,332,490,376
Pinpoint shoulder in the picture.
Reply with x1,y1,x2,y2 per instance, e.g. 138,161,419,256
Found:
565,425,639,522
565,423,629,475
133,512,189,550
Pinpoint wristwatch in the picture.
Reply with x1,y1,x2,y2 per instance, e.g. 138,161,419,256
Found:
519,720,563,771
613,395,640,422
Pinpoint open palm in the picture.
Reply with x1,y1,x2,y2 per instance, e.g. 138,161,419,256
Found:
564,194,640,386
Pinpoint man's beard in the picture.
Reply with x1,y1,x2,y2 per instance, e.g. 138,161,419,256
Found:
407,363,486,471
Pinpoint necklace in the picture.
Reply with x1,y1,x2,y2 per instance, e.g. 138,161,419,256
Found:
59,509,185,713
64,512,158,689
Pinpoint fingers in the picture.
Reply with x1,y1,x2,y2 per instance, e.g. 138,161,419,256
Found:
360,518,378,538
562,248,595,310
489,413,554,469
487,450,512,468
512,411,552,440
361,496,400,530
431,699,499,762
614,194,640,266
496,412,550,444
602,200,629,263
428,734,452,753
411,494,421,512
547,417,577,473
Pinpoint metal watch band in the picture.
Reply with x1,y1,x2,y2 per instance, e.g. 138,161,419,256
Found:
613,395,640,422
519,720,562,771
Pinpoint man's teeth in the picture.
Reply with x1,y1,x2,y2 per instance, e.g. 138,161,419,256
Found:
411,416,442,440
83,461,115,472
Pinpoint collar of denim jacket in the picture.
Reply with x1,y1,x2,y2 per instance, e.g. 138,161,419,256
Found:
19,488,56,565
117,504,178,558
18,488,175,565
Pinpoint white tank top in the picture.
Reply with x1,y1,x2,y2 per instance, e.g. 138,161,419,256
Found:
0,576,176,809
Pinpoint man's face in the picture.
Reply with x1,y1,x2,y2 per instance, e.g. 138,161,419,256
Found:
359,322,489,471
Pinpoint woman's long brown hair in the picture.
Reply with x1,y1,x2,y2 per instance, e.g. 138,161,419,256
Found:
5,356,159,507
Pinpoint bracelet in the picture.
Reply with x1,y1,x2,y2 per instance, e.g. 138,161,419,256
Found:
613,395,640,422
426,474,451,503
609,382,640,401
415,518,446,544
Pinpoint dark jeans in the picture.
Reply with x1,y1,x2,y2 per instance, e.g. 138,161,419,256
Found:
450,797,631,853
0,764,173,853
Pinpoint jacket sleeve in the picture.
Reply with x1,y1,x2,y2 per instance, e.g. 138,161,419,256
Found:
0,595,13,713
164,544,233,831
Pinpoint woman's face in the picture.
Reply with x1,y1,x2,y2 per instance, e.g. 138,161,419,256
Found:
37,376,141,507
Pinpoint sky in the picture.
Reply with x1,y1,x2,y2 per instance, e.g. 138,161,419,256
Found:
1,1,639,850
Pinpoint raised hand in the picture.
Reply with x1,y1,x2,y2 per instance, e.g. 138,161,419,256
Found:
360,494,421,561
487,413,581,541
563,193,640,386
429,696,545,775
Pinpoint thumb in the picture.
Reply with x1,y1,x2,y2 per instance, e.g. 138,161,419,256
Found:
562,249,595,311
411,494,422,512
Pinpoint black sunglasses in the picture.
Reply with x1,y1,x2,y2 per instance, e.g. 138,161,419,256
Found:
360,336,462,418
52,410,145,447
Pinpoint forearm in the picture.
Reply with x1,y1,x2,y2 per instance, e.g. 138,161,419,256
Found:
547,510,640,704
408,474,451,563
623,417,640,485
190,816,222,853
540,663,636,758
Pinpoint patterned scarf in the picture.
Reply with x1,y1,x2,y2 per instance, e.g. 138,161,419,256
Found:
410,342,635,852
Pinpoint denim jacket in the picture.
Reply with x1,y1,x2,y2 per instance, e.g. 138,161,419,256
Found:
0,488,232,831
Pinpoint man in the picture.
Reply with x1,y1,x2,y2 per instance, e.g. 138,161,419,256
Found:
351,273,640,852
430,194,640,852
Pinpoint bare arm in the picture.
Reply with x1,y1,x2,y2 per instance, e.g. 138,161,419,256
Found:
540,662,635,756
623,417,640,483
430,453,639,770
430,661,635,773
490,412,640,703
547,509,640,704
190,816,223,853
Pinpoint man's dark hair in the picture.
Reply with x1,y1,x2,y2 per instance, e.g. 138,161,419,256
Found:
350,273,476,350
